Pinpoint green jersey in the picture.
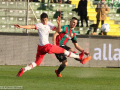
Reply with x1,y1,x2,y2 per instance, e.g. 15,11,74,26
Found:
56,25,77,46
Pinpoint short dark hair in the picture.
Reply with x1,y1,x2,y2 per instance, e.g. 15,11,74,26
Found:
40,13,48,19
71,17,78,21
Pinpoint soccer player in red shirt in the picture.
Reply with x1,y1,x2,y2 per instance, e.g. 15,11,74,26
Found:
14,13,86,77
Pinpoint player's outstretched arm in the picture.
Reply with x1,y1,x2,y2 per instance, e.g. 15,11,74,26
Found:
53,32,59,45
54,16,61,33
73,43,90,56
14,24,36,29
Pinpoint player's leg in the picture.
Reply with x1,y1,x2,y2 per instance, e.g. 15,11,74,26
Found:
17,45,45,77
62,45,85,61
24,54,45,72
55,60,68,77
55,53,67,77
62,46,81,61
49,44,84,60
68,48,78,55
55,60,67,77
68,48,91,64
24,45,45,71
17,54,45,77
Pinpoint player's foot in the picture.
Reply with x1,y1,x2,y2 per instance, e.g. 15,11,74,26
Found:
17,68,24,77
55,70,62,77
79,50,84,60
81,56,91,64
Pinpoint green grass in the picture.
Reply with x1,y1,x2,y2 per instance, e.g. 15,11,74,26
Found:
0,66,120,90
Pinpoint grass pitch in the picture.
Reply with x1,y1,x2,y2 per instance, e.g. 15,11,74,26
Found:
0,66,120,90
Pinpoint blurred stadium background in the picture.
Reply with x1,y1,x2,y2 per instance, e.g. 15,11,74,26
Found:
0,0,120,67
0,1,120,90
0,0,120,35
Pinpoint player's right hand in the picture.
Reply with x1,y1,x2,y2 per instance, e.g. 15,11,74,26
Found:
14,24,21,28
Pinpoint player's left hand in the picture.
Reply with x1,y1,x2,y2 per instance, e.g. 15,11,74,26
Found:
57,16,61,25
84,52,90,56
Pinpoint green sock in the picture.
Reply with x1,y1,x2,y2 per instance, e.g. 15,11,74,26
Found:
57,64,66,74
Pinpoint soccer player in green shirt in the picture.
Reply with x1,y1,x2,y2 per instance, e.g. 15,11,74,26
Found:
53,17,91,77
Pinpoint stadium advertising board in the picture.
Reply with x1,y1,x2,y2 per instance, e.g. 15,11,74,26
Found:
0,34,120,67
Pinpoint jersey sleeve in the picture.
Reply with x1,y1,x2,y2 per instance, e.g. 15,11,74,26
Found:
71,32,77,43
48,22,56,31
34,23,41,30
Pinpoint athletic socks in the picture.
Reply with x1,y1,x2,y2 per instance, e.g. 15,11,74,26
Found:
24,62,37,72
57,64,66,74
73,51,81,61
64,50,79,59
73,51,78,55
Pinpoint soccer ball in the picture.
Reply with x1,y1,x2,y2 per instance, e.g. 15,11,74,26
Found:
101,24,110,32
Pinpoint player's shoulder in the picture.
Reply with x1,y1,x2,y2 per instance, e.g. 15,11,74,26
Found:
61,25,69,29
62,25,69,27
35,22,43,26
47,21,53,25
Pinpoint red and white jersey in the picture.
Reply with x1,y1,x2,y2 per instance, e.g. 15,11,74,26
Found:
35,22,56,46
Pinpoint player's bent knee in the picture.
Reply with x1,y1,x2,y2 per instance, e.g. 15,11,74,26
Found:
35,61,41,66
62,61,68,66
65,62,68,66
35,56,44,66
35,59,42,66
